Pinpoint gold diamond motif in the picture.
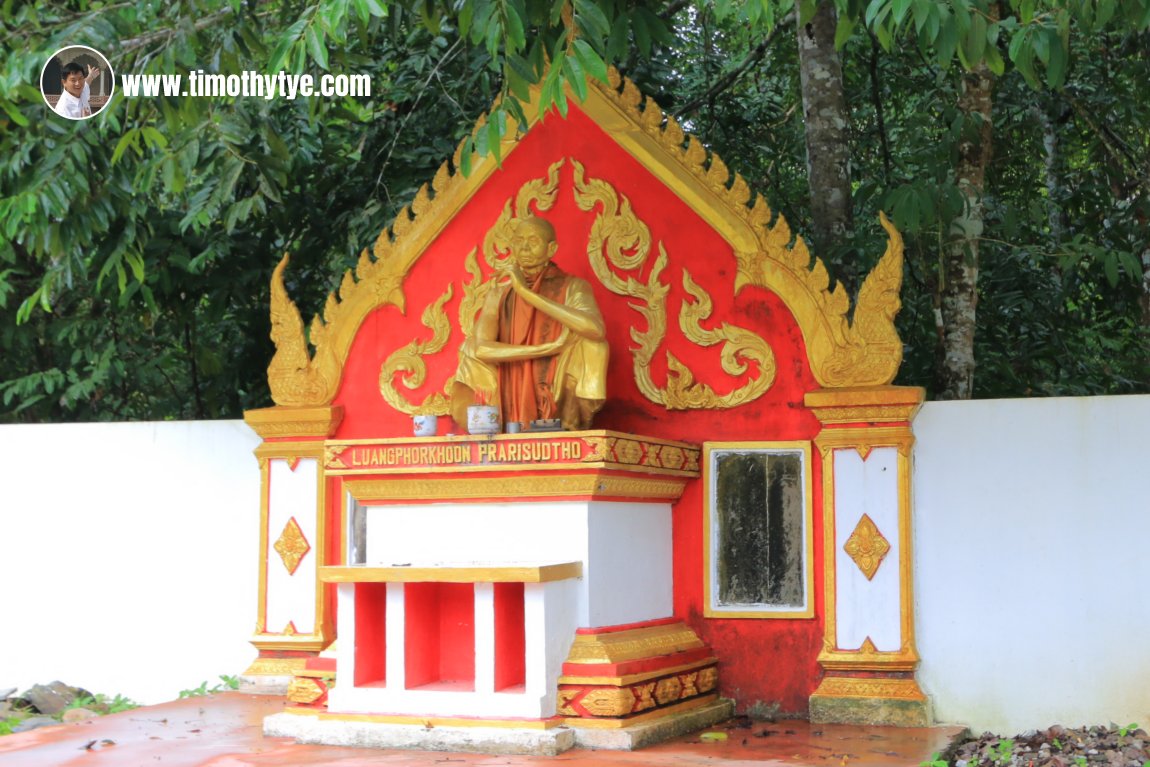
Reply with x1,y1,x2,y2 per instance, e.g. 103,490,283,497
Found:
286,677,325,704
843,514,890,580
274,517,311,575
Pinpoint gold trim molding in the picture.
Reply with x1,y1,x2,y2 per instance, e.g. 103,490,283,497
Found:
345,474,688,502
244,405,344,440
564,621,704,665
811,676,926,702
251,636,327,653
563,693,719,729
805,386,925,425
243,657,308,677
319,562,582,583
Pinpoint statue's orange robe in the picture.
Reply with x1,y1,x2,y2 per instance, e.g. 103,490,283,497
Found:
452,263,607,428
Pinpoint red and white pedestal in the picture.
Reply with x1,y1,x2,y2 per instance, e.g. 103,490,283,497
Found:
266,431,730,752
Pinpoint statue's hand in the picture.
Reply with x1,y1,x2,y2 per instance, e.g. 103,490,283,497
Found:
500,261,527,292
537,327,570,355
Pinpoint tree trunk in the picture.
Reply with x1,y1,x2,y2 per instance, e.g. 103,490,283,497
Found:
797,1,853,283
937,62,996,400
1033,101,1067,244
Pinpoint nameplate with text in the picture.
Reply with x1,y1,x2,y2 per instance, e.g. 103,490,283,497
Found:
322,432,701,476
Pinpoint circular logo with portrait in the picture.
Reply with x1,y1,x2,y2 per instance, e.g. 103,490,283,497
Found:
41,45,115,120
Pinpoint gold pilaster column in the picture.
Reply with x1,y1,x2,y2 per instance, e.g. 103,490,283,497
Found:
242,405,343,682
805,386,930,726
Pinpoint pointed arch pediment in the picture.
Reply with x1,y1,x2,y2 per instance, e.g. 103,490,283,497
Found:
266,69,904,418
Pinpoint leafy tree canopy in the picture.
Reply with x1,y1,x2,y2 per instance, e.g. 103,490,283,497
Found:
1,0,1147,421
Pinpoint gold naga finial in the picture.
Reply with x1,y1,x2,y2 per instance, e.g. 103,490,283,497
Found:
267,254,339,406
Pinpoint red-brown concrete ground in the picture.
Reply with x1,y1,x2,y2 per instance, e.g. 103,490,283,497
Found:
0,693,963,767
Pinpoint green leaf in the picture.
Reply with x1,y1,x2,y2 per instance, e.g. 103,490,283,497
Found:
1104,253,1119,287
1,101,29,127
141,126,168,150
573,38,608,83
459,137,474,176
799,0,817,26
1045,32,1067,86
505,63,531,102
125,252,146,283
504,94,529,131
504,2,527,51
550,0,567,25
111,129,138,165
893,0,913,26
475,120,489,156
1118,250,1143,280
606,15,630,60
984,43,1005,75
1032,26,1050,64
631,7,652,56
458,1,475,37
1019,0,1036,24
268,17,306,72
553,74,569,117
875,16,893,50
306,25,329,70
573,0,611,42
865,0,884,26
487,116,503,162
936,14,958,66
834,14,857,48
964,12,987,64
563,52,588,102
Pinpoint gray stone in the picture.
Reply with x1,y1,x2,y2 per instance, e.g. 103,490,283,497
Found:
12,716,59,733
23,681,87,716
265,712,576,756
0,687,16,701
62,707,98,723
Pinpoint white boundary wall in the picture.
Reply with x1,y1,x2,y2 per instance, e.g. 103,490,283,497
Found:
0,420,260,704
914,395,1150,734
1,395,1147,729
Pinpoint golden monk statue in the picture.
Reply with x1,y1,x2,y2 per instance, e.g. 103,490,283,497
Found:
452,216,608,431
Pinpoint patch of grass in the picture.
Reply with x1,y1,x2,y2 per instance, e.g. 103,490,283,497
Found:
177,675,241,699
65,693,139,716
990,738,1015,766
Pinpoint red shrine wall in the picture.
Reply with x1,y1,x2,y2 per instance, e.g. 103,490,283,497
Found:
327,103,826,714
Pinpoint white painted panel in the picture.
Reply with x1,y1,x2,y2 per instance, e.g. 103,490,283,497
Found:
0,420,260,703
266,457,318,635
585,501,672,627
365,501,591,625
833,446,901,652
914,395,1150,733
541,579,580,716
474,583,495,694
386,583,406,690
335,583,356,698
365,502,588,565
523,582,548,701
